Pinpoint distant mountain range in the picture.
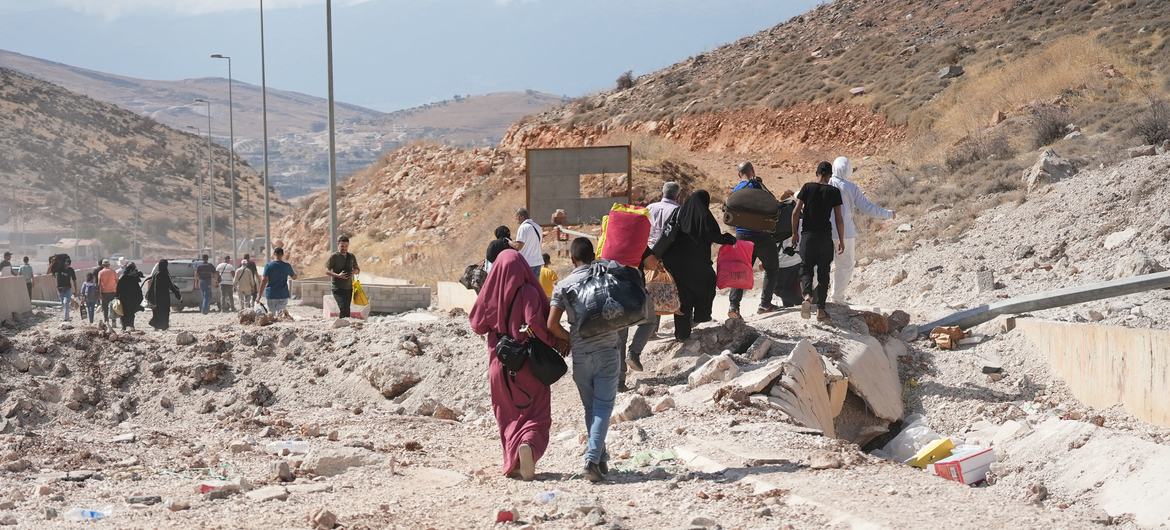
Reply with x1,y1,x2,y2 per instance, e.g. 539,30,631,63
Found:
0,49,569,197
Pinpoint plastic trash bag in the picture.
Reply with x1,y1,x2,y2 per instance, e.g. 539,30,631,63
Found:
881,414,944,463
716,240,755,290
352,279,369,306
567,261,647,338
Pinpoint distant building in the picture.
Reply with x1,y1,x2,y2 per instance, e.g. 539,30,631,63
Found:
36,238,104,261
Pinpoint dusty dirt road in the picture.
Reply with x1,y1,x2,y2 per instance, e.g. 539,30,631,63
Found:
3,297,1143,530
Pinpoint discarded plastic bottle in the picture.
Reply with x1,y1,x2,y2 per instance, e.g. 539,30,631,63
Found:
264,440,310,455
534,490,558,504
63,508,109,521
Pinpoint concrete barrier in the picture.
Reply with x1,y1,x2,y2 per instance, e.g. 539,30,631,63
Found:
1017,319,1170,428
297,277,431,315
0,276,32,321
32,274,58,302
436,282,477,313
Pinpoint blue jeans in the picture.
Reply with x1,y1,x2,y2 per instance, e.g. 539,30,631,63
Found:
618,316,658,382
85,300,97,323
59,288,72,321
200,284,213,314
571,348,620,465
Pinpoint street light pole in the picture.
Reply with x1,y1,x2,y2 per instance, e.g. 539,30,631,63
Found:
194,98,214,258
211,53,236,258
259,0,272,260
185,125,205,254
325,0,339,253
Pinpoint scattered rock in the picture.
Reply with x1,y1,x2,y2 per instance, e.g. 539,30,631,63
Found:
849,86,867,96
1087,310,1105,322
808,451,844,470
1103,229,1138,251
687,353,740,388
612,395,652,423
938,65,964,79
247,383,276,406
653,397,676,413
165,499,191,512
1022,149,1077,190
1127,145,1157,158
690,516,719,528
127,495,162,506
176,331,196,346
303,447,384,477
229,440,254,454
308,508,338,530
246,486,290,502
273,461,294,482
1112,251,1164,279
366,364,422,399
1026,483,1049,504
1013,245,1035,260
745,336,774,361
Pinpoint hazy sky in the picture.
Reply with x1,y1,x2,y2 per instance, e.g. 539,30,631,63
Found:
0,0,822,111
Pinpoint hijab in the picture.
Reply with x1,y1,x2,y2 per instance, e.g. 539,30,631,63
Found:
675,189,722,243
832,156,853,181
469,250,551,342
485,238,511,265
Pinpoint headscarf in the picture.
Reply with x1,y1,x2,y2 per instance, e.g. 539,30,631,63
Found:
832,156,853,181
675,189,722,243
469,250,551,343
116,262,144,312
485,238,511,265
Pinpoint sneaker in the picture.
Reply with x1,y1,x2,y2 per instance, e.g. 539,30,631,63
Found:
626,355,644,372
817,308,831,321
583,462,604,483
518,443,535,481
727,310,742,320
757,303,780,314
800,299,812,320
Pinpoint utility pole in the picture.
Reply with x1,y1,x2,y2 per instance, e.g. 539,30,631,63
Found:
325,0,339,252
186,125,205,254
260,0,272,260
194,98,214,257
211,54,237,258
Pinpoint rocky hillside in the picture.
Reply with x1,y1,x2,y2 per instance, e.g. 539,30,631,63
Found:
283,0,1170,285
0,67,284,255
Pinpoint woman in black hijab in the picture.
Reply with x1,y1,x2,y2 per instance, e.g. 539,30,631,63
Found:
147,260,182,331
115,262,145,331
655,190,735,340
484,225,512,272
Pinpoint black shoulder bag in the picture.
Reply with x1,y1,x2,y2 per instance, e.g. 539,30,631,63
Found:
651,209,681,258
494,291,568,408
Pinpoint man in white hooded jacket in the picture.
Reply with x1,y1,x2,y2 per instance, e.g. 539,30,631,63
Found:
829,156,895,304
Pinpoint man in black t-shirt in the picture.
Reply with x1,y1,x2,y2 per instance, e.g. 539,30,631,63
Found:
790,161,846,321
325,235,360,319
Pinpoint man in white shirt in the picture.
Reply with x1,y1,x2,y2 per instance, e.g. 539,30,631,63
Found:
511,207,544,278
646,181,681,247
828,157,895,305
216,255,237,312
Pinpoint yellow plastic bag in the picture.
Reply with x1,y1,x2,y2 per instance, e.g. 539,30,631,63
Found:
352,279,369,306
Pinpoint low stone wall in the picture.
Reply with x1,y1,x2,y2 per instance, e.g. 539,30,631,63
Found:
436,282,477,313
0,276,32,322
298,278,431,315
1018,319,1170,428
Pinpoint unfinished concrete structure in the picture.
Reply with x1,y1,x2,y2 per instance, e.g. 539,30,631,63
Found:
525,146,632,226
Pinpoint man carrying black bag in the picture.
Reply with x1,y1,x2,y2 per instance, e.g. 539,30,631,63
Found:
726,162,781,319
547,238,626,483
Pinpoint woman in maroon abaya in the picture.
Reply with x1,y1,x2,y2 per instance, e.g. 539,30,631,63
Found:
469,250,560,480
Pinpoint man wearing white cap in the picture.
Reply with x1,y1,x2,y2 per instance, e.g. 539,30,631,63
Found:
828,156,895,305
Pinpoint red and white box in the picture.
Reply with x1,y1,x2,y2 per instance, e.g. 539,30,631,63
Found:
933,448,995,485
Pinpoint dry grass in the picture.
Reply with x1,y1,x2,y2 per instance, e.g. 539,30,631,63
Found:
1132,97,1170,145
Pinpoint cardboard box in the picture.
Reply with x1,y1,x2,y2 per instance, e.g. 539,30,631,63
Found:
906,438,954,468
933,448,996,485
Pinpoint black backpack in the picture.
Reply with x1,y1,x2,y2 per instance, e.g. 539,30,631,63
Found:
775,199,796,241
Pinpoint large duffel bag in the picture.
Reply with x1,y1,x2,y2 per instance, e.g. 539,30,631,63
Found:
567,262,647,338
723,188,779,232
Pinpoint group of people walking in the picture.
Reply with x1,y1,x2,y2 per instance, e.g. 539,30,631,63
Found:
470,157,893,483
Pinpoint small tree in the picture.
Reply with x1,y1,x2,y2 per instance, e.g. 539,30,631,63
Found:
616,70,634,91
1030,105,1070,149
1133,98,1170,146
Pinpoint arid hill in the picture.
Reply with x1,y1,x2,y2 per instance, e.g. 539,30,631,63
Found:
0,67,285,255
0,50,567,198
283,0,1170,282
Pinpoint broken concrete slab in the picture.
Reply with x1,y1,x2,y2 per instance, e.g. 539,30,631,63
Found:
766,340,836,438
687,353,740,388
302,447,384,477
245,485,289,502
746,336,774,361
836,333,903,422
719,357,786,395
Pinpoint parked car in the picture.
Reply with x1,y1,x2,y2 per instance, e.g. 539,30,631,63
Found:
142,259,202,312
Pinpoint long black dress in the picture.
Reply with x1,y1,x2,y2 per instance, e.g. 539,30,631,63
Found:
116,264,145,330
148,260,182,331
657,190,735,340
